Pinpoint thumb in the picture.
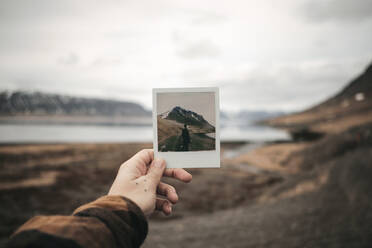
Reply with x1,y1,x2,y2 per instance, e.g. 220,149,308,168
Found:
146,158,166,188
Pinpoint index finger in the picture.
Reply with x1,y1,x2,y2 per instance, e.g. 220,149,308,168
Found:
163,168,192,183
122,149,154,176
127,149,153,165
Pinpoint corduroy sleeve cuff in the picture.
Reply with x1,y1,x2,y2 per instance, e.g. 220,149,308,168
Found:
73,195,148,248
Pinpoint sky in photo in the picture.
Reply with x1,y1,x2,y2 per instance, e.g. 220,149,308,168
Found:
0,0,371,112
157,92,216,125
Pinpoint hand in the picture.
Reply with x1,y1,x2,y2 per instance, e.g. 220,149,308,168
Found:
108,149,192,216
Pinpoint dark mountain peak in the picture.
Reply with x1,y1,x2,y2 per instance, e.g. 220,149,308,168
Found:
171,106,185,115
173,106,182,111
161,106,214,131
306,61,372,112
365,62,372,74
170,106,207,122
340,62,372,96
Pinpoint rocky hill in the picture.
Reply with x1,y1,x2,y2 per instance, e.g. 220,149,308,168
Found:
315,63,372,109
160,106,215,132
266,62,372,134
0,91,150,117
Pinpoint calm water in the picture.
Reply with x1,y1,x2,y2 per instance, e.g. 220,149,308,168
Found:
0,123,289,143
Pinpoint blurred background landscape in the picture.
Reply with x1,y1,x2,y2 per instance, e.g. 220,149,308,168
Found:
0,0,372,247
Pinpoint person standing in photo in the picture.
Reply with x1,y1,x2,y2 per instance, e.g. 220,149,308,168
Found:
181,124,190,151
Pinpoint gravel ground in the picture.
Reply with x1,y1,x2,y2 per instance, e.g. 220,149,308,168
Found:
144,124,372,248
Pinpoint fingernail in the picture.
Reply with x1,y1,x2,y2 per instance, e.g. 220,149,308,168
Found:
154,159,164,168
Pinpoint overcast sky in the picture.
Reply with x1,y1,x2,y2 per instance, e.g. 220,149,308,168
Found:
0,0,371,112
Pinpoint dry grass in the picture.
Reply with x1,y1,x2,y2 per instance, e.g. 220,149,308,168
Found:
226,143,308,174
267,95,372,134
157,116,183,144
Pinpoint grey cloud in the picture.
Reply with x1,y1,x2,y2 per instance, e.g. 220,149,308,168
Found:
177,40,220,59
104,30,137,39
171,30,184,44
191,11,227,26
91,57,122,67
301,0,372,23
0,0,79,23
0,64,130,101
181,67,212,81
57,52,79,66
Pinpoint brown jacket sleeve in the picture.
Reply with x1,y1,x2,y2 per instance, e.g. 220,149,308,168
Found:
6,195,148,248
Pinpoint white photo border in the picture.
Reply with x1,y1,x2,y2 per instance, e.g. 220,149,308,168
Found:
152,87,220,168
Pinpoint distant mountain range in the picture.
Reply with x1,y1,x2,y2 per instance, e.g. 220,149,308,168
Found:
160,106,215,131
0,91,150,117
0,91,287,126
234,110,286,122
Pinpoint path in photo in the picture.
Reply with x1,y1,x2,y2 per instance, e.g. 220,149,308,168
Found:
157,106,215,152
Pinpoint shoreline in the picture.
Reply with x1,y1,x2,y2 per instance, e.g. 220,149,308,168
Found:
0,115,152,126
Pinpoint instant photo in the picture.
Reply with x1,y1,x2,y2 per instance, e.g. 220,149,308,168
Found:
153,87,220,168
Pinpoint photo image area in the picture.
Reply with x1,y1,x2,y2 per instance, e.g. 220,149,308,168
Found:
157,92,216,152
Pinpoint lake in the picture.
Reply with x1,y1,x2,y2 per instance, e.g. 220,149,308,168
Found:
0,123,290,143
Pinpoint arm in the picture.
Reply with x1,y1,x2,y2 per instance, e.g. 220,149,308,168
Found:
7,196,147,248
7,149,192,248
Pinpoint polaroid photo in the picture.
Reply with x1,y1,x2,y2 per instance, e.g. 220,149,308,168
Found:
152,87,220,168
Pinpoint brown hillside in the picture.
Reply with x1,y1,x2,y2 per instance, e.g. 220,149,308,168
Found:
267,63,372,133
157,116,183,144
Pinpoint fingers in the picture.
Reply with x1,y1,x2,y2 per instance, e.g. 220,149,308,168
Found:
157,182,178,204
156,198,172,215
128,149,154,167
146,158,166,187
163,168,192,183
121,149,154,177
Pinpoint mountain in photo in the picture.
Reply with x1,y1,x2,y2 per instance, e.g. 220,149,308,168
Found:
157,106,215,152
160,106,215,132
